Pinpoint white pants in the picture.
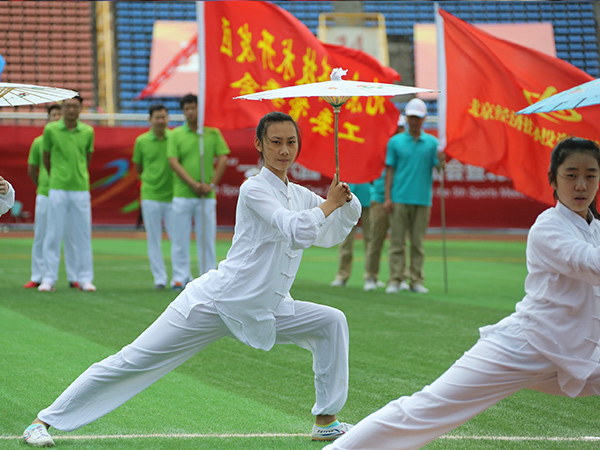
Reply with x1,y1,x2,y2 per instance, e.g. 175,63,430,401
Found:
171,197,216,284
30,194,78,283
42,189,94,285
38,292,349,431
141,199,174,286
325,325,600,450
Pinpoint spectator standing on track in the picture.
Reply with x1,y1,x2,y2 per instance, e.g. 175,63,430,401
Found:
167,94,230,290
38,95,96,292
364,115,406,292
384,99,443,294
23,104,79,290
132,103,175,290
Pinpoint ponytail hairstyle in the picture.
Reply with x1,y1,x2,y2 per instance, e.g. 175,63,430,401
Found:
255,112,302,162
548,137,600,219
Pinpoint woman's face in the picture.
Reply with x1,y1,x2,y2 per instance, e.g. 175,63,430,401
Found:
255,121,298,182
551,151,600,220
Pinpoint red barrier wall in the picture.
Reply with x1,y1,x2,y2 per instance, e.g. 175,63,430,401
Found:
0,125,548,229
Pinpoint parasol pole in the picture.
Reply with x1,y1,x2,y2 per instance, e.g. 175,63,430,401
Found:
322,96,350,184
333,104,341,182
435,2,449,293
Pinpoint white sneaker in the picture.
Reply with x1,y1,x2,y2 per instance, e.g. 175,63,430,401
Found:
38,282,54,292
364,279,377,291
399,281,411,291
311,421,353,441
376,280,386,288
80,282,97,292
385,281,399,294
330,277,346,287
23,423,54,447
411,283,429,294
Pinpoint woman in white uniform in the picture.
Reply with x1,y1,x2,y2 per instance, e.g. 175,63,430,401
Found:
324,137,600,450
0,175,15,216
23,112,361,447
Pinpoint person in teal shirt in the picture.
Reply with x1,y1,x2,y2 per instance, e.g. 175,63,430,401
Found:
384,99,444,294
133,103,175,290
24,104,79,290
39,95,96,292
168,94,230,289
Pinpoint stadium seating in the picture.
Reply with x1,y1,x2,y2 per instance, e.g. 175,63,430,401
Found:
0,1,95,112
111,1,598,118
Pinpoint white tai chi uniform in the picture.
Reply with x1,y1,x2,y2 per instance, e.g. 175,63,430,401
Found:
0,179,15,216
325,201,600,450
31,194,78,284
38,167,361,431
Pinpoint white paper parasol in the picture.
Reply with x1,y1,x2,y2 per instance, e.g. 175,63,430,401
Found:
0,82,78,107
235,68,438,180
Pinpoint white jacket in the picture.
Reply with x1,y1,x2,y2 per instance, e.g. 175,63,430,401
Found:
175,167,362,350
481,201,600,397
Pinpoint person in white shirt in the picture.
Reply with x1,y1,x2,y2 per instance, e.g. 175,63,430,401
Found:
23,112,361,448
323,137,600,450
0,175,15,216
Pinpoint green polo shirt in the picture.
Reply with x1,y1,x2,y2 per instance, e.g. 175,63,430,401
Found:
43,118,94,191
167,124,230,199
132,129,173,202
27,135,49,196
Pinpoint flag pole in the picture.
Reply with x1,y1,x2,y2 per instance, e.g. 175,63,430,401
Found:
197,1,207,275
435,2,448,294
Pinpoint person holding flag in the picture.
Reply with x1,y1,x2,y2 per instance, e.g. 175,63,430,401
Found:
324,137,600,450
23,111,359,447
168,94,230,290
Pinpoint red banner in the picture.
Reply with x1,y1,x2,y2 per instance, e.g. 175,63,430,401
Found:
142,2,401,183
0,125,547,229
439,8,600,206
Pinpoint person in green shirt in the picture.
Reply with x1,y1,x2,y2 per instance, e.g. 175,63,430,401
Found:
167,94,230,289
38,95,96,292
132,103,175,290
24,104,79,290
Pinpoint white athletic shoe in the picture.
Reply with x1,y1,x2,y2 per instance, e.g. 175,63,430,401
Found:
376,280,386,288
311,421,353,441
330,277,346,287
411,283,429,294
23,423,54,447
80,282,97,292
38,282,54,292
385,281,399,294
399,280,411,291
363,279,377,291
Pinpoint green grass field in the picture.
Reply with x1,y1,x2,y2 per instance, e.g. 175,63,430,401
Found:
1,233,599,449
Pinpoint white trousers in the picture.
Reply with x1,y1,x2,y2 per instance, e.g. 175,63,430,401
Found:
141,199,174,286
171,197,216,284
42,189,94,285
30,194,78,283
38,292,349,431
325,325,600,450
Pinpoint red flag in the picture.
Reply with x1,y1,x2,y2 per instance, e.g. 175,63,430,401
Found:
438,8,600,205
201,2,400,183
